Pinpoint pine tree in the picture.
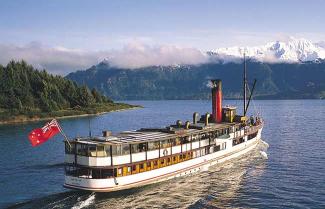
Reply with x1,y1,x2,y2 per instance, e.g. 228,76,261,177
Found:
0,60,114,113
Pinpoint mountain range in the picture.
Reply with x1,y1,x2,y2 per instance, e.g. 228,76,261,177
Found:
209,37,325,63
66,37,325,100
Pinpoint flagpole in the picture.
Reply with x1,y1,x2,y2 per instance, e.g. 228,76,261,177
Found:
54,119,72,148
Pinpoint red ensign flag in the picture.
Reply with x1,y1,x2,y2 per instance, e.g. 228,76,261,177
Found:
28,119,61,146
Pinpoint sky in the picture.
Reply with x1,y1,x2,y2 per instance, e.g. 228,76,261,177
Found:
1,0,325,74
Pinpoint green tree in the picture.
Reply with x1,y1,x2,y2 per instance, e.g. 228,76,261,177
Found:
0,60,114,115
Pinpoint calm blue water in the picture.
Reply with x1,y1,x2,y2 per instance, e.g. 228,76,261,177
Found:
0,100,324,209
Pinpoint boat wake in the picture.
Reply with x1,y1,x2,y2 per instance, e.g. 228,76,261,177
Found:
71,193,95,209
260,151,268,159
259,139,269,159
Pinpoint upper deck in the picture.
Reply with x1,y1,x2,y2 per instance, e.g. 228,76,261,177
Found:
64,118,251,169
71,120,242,146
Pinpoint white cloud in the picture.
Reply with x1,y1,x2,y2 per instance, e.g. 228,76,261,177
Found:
1,36,324,76
106,41,209,69
0,42,108,75
0,41,209,75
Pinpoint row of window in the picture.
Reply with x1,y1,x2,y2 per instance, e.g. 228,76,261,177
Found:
233,137,245,146
65,143,227,179
247,132,258,140
116,152,193,177
65,128,233,157
232,131,258,146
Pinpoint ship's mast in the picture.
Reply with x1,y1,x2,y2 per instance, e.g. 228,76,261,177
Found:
243,53,247,116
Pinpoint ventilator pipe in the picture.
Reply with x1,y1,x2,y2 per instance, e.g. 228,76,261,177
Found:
176,120,182,128
185,121,190,129
193,112,199,124
205,113,210,126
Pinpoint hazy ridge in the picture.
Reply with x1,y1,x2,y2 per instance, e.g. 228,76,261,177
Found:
66,60,325,100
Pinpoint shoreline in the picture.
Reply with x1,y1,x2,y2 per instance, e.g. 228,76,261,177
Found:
0,106,141,125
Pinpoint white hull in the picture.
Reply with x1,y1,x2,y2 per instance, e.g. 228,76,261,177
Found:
64,128,262,192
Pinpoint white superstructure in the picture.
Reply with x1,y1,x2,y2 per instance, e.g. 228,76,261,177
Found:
64,119,263,192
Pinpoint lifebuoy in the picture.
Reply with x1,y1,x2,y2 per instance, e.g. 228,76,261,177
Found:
163,149,168,156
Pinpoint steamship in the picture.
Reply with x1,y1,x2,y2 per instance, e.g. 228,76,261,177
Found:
64,59,263,192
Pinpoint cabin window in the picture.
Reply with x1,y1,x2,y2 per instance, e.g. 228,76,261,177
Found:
105,145,111,156
200,149,204,156
91,169,100,179
173,137,182,146
88,145,97,157
192,134,200,142
140,163,144,170
210,131,216,138
138,143,147,152
101,169,113,178
127,166,131,173
209,137,215,145
76,143,88,156
181,136,190,144
248,132,257,140
160,139,169,149
205,147,210,155
148,141,160,150
96,145,106,157
168,138,173,147
160,159,165,165
65,166,95,178
153,160,158,167
112,145,123,156
122,144,130,155
131,143,146,153
194,150,200,158
214,145,221,152
118,168,122,176
132,164,139,173
167,158,171,164
146,162,151,169
131,144,139,153
201,133,208,140
233,138,244,146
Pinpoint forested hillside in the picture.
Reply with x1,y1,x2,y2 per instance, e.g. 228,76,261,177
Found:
66,61,325,100
0,60,134,123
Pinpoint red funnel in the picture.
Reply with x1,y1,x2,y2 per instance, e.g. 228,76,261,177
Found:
212,80,222,123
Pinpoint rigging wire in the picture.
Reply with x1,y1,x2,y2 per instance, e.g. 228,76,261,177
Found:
247,83,262,118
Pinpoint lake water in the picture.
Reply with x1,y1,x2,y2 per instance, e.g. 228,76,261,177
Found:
0,100,324,209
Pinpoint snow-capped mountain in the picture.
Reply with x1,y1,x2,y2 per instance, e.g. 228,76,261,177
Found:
210,37,325,63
